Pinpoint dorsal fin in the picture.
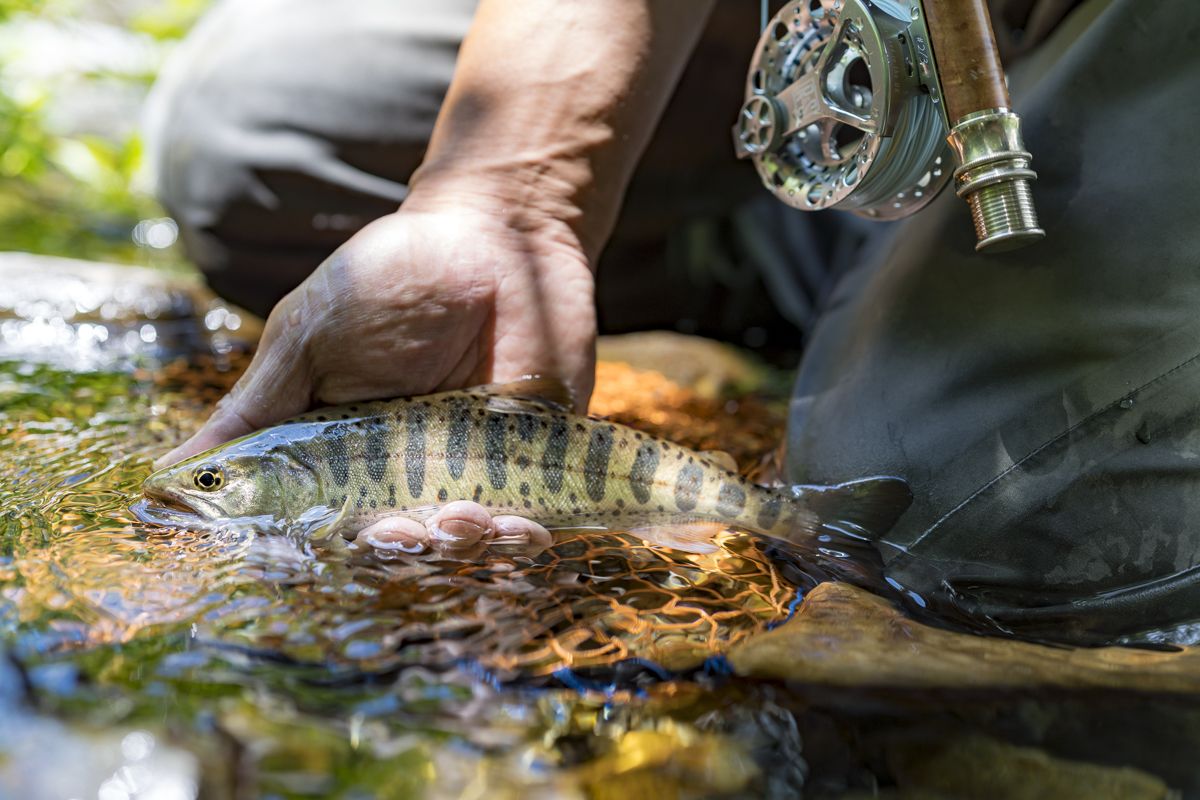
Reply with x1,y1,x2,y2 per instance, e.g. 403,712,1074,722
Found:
473,375,574,414
701,449,738,472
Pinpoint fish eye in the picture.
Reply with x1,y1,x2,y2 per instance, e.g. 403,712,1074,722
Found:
192,465,225,491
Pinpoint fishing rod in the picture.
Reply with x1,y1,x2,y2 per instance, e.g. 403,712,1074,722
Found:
733,0,1043,253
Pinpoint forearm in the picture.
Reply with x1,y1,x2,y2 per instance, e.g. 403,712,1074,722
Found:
408,0,715,261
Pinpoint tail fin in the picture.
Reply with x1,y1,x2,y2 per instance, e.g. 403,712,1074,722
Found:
797,476,912,540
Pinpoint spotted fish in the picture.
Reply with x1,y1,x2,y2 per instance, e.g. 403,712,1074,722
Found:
140,378,911,550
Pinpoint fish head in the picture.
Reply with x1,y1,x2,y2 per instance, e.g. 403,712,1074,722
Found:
143,440,300,522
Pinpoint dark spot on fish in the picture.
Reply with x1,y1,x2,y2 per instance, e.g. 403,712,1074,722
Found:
446,400,470,480
634,432,643,440
616,498,625,508
520,482,530,497
316,415,327,422
629,442,659,504
349,405,359,412
524,499,532,509
366,424,389,483
473,484,483,502
758,494,783,530
485,414,508,489
676,452,684,461
405,405,427,499
438,488,448,502
572,507,581,515
516,454,531,470
716,482,746,518
369,499,377,509
516,414,537,442
584,425,614,502
575,423,585,432
541,420,569,494
674,464,703,512
569,493,577,503
327,424,351,487
387,483,396,506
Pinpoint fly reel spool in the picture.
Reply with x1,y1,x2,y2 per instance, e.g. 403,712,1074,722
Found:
732,0,952,221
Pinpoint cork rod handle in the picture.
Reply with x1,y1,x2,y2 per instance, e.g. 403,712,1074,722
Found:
921,0,1009,120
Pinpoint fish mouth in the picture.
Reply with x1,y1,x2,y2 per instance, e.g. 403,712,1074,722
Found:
143,484,199,513
134,485,217,528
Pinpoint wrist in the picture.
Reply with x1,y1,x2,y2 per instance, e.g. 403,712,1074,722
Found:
403,164,604,267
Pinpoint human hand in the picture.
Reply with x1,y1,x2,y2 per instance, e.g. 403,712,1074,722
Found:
159,197,596,468
348,501,554,559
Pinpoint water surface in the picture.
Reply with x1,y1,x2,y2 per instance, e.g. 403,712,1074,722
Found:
2,259,1198,799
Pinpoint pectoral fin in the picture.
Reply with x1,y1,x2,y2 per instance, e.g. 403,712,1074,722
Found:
701,449,738,472
475,375,575,414
303,497,354,541
627,518,726,554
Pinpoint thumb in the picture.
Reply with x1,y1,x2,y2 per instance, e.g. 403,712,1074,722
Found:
155,298,314,468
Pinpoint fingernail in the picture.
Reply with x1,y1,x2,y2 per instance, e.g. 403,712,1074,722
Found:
429,519,488,547
153,449,182,471
362,530,427,553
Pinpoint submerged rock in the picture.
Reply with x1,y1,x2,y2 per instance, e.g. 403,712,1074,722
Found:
730,582,1200,694
884,735,1175,800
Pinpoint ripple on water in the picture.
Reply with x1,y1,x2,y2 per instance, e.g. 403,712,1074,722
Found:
0,326,808,797
5,260,1192,799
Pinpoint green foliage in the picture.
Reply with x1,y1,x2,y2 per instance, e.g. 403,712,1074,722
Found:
128,0,209,41
0,0,207,266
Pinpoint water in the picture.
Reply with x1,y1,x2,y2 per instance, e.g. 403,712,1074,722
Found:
2,258,1200,799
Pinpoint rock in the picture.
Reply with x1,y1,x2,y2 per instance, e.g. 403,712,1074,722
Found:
886,735,1176,800
588,361,785,473
0,252,261,370
728,582,1200,693
596,331,767,397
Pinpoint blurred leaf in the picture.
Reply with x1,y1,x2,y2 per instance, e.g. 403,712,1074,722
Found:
130,0,209,41
0,0,209,265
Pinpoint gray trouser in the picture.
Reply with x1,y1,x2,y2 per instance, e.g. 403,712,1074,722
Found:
148,0,1200,642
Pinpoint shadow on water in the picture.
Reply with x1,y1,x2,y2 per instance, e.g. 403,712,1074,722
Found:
1,255,1198,799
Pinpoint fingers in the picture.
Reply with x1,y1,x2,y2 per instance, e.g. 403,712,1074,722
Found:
426,500,492,549
356,516,429,553
491,515,553,550
154,396,261,468
157,292,314,468
352,502,552,557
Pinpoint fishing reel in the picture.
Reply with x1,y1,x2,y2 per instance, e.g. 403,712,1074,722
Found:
733,0,1044,252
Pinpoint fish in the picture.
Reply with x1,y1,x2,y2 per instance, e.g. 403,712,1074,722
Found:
139,378,911,552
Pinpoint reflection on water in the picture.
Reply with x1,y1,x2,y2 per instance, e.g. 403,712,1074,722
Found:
2,258,1198,799
0,261,812,798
